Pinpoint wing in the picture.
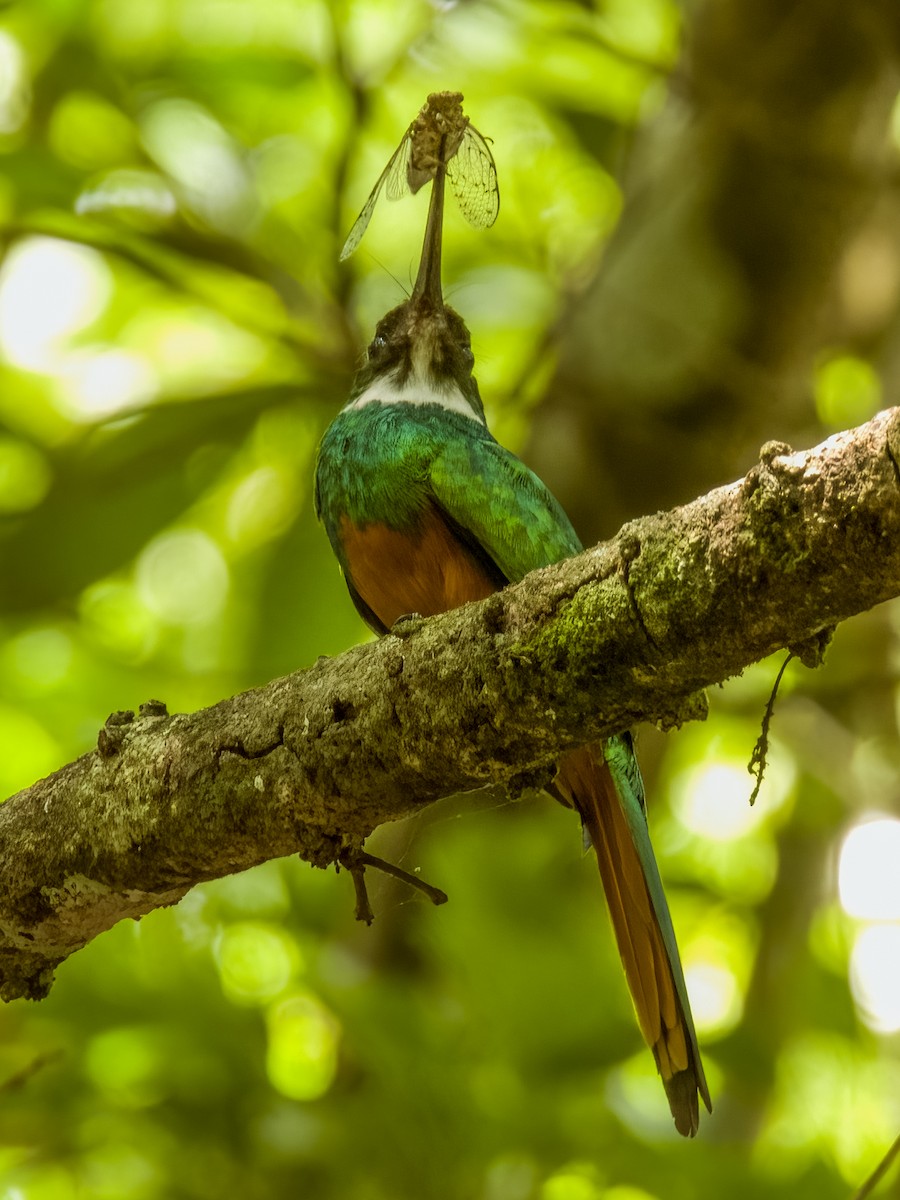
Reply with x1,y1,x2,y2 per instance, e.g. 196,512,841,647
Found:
447,124,500,229
339,133,413,261
384,131,413,201
429,431,580,582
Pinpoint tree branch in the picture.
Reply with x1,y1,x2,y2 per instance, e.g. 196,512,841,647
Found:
3,409,899,1003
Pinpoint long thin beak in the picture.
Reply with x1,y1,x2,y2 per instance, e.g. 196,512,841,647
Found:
410,162,446,313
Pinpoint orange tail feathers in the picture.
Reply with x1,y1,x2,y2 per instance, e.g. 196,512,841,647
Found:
556,744,711,1137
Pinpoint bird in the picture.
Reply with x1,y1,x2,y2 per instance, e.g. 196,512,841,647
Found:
315,120,712,1138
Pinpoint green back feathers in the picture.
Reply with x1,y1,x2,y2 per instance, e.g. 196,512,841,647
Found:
315,402,581,583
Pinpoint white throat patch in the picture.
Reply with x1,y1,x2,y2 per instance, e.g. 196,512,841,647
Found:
345,365,484,424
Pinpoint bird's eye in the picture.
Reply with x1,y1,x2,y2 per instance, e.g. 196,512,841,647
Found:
460,344,475,370
368,334,388,359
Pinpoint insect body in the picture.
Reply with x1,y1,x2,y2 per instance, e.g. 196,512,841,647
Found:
340,91,499,261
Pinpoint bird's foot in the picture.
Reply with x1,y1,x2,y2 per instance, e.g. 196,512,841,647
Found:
388,612,423,638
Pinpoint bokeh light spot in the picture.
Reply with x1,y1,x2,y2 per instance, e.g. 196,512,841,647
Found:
849,924,900,1033
84,1027,165,1107
56,348,157,421
48,90,136,170
605,1049,687,1138
1,1164,77,1200
215,922,301,1005
4,627,73,693
838,817,900,919
0,238,113,370
81,1142,161,1200
226,466,296,548
683,961,742,1036
484,1155,537,1200
0,31,30,134
673,761,757,840
136,530,229,626
139,98,254,232
814,354,881,429
669,722,794,858
599,0,680,59
808,901,854,976
756,1032,900,1183
123,304,267,393
541,1165,602,1200
0,437,52,512
80,579,159,662
76,168,178,221
266,992,340,1101
0,705,60,796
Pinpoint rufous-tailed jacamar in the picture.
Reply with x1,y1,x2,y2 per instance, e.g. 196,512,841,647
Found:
315,110,711,1137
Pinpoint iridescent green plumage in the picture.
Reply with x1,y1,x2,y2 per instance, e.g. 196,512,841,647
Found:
316,401,580,584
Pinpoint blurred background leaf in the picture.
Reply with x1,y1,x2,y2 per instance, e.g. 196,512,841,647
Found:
2,1,900,1198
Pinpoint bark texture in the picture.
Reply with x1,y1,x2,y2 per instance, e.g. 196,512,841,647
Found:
2,408,899,1003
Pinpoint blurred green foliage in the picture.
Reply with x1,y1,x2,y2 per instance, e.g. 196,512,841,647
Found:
1,1,900,1198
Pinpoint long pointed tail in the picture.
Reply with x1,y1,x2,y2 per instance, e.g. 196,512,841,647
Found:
556,737,712,1137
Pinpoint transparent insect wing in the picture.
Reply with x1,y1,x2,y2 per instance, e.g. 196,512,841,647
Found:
384,131,414,201
339,133,413,261
447,124,499,229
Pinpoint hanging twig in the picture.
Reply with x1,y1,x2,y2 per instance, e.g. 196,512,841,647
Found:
747,652,793,806
338,849,448,924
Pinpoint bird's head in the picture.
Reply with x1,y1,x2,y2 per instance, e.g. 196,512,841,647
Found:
349,165,486,422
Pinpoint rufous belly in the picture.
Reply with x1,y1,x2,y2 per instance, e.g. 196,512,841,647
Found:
339,507,498,628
